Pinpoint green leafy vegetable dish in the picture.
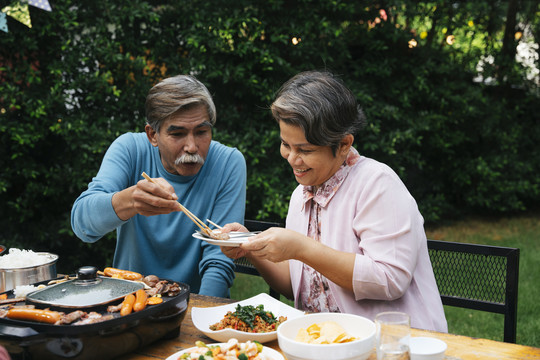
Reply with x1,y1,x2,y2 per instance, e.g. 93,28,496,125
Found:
209,304,287,333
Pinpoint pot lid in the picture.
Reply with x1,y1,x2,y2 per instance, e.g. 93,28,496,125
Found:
25,266,144,309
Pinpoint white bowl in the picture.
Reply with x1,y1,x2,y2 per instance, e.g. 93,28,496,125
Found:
277,313,376,360
410,337,447,360
191,293,305,343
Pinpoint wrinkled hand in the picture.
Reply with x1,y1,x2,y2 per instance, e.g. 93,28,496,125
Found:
220,245,247,259
219,222,250,259
239,227,310,263
132,177,182,216
220,222,248,234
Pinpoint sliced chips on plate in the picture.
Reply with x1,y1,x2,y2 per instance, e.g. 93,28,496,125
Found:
295,321,358,344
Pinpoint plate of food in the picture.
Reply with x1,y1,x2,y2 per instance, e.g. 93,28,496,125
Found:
191,293,305,343
165,339,285,360
192,231,257,247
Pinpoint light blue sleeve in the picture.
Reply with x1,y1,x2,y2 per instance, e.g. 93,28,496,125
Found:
198,147,246,296
71,134,134,243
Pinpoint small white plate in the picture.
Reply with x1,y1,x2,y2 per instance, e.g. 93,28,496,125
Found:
410,337,447,360
165,343,285,360
192,231,256,247
191,293,305,343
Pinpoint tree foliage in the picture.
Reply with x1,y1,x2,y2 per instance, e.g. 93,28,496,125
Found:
0,0,538,273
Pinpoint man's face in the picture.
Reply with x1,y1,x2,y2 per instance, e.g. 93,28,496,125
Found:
146,104,212,176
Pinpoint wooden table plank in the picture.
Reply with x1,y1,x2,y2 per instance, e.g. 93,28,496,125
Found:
119,294,540,360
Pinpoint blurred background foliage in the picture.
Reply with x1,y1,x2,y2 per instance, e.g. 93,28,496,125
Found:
0,0,539,273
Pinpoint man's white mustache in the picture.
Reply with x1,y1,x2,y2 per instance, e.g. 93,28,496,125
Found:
175,153,205,165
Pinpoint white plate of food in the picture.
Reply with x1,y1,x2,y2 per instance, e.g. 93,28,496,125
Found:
191,293,305,343
165,339,285,360
192,231,256,247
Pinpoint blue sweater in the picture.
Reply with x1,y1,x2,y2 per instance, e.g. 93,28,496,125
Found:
71,132,246,296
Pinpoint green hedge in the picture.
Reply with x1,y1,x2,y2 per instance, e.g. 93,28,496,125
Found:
1,0,538,273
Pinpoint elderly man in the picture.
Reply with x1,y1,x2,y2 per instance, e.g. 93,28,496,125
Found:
71,75,246,297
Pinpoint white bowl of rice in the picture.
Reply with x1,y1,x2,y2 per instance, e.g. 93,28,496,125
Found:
0,248,59,292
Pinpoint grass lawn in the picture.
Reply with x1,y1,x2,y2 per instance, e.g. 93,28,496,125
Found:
230,211,540,347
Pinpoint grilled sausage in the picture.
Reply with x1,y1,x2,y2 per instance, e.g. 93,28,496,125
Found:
7,308,62,324
120,294,135,316
103,267,143,281
133,289,147,312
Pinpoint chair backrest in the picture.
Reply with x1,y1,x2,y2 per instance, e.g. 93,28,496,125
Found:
233,220,282,299
427,239,520,343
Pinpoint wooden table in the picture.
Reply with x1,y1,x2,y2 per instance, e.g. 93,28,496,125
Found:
119,293,540,360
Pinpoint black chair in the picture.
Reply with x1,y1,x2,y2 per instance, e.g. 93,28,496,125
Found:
427,239,520,343
233,219,282,299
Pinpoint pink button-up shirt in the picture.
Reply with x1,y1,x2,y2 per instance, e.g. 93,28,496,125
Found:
286,148,448,332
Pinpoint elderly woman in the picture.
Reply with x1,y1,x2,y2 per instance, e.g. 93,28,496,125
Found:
222,70,447,332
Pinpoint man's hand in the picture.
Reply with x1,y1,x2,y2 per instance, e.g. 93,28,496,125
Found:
112,177,182,220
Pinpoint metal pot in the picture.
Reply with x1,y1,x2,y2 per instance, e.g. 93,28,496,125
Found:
0,252,59,292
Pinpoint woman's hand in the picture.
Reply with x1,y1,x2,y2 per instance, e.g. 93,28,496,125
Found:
220,222,248,233
243,227,356,291
220,245,247,259
219,222,250,259
240,227,311,263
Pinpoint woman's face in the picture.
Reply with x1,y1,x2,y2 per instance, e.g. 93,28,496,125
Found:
279,121,352,188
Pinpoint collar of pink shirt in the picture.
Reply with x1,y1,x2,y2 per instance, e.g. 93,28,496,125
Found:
302,147,361,209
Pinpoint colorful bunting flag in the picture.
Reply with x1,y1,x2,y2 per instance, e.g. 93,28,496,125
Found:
1,2,32,28
0,12,8,33
29,0,52,12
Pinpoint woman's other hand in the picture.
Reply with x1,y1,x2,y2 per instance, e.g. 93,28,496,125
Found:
240,227,309,263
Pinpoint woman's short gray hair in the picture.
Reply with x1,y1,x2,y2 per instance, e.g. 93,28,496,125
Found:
271,71,366,155
145,75,216,133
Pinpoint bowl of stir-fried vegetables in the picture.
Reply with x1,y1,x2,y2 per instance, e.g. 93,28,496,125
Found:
191,293,304,343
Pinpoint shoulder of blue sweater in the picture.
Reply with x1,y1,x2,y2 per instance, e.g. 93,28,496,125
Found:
210,140,244,159
119,131,148,141
112,132,154,150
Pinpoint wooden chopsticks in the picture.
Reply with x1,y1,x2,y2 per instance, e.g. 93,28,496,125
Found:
141,172,216,238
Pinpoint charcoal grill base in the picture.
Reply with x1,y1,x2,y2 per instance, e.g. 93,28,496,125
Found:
2,306,187,360
0,278,190,360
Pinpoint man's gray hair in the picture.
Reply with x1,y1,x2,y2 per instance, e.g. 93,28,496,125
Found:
271,70,366,156
145,75,216,133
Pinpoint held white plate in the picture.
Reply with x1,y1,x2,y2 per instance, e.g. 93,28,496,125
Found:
165,343,285,360
192,232,253,247
191,293,305,343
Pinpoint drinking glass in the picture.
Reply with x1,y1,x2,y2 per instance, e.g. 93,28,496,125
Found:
375,311,411,360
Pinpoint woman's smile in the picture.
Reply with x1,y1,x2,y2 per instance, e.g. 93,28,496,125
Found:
293,168,311,177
